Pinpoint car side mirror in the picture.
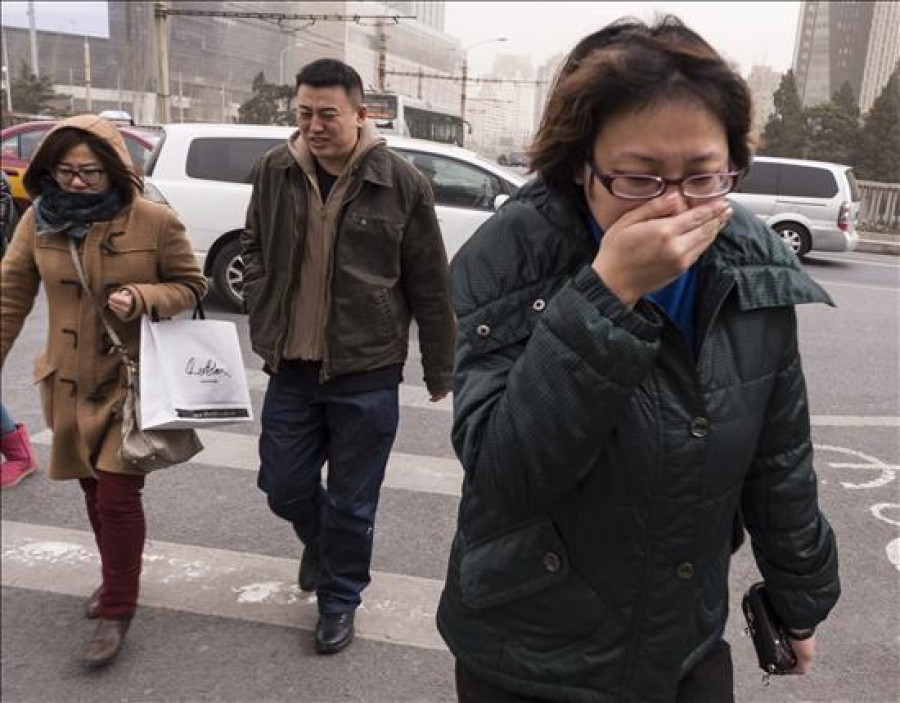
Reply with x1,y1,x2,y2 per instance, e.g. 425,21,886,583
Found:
493,194,510,210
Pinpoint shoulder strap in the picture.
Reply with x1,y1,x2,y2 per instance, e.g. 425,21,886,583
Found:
67,237,130,359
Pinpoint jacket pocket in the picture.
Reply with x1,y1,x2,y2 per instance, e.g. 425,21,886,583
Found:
341,213,404,279
460,520,572,609
460,520,608,646
370,288,397,344
33,356,57,427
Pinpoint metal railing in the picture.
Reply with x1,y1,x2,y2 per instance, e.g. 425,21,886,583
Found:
858,180,900,233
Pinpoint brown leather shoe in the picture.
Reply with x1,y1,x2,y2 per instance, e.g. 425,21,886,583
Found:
79,618,131,668
85,586,102,619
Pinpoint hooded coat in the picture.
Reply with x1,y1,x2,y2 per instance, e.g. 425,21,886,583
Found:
0,114,207,479
437,180,840,702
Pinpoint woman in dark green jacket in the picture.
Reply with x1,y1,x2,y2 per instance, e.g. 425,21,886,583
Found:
437,16,840,703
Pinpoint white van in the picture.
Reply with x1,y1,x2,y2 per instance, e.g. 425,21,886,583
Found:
143,123,526,309
729,156,860,257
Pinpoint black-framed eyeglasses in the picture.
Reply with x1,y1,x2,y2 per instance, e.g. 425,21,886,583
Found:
52,166,106,186
588,162,741,201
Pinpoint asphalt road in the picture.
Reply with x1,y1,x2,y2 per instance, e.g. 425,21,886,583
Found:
2,249,898,703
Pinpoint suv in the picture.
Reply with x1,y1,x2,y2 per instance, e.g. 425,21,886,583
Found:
143,123,526,309
729,156,860,257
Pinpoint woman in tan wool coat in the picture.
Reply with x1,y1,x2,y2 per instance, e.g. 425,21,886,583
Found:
0,114,207,667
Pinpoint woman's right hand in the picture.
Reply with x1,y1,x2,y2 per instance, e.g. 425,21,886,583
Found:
592,193,732,308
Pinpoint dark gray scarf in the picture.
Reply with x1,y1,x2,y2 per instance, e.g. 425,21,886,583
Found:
34,178,125,239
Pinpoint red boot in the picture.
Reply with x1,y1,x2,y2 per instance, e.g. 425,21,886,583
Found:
1,424,39,489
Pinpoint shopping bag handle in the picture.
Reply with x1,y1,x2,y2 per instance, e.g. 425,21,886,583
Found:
148,291,205,322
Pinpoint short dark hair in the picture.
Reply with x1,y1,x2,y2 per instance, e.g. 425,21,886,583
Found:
295,58,364,105
23,126,142,204
530,15,752,192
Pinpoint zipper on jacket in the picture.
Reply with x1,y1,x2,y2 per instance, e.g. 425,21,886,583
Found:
319,176,366,384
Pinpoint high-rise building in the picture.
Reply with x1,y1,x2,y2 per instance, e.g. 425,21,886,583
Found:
860,1,900,112
793,1,900,113
474,53,536,158
746,64,783,142
533,53,565,132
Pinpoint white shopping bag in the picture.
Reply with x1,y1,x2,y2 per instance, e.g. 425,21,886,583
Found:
139,315,253,429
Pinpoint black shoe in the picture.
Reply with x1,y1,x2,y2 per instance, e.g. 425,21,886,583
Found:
314,612,355,655
298,543,319,592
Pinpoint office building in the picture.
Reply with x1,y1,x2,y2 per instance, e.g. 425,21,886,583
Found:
793,0,900,112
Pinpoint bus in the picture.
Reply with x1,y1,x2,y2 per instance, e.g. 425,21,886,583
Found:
364,92,464,146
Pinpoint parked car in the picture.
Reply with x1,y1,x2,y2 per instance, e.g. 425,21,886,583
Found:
0,120,160,213
142,123,528,309
498,151,528,167
729,155,860,257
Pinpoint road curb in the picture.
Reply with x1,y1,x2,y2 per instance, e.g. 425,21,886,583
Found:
856,238,900,256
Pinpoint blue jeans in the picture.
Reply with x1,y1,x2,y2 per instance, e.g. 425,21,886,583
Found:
258,361,399,614
1,403,16,434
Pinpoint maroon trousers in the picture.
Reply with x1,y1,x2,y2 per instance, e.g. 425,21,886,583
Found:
79,470,146,619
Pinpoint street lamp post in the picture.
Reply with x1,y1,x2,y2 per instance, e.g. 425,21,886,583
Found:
279,42,303,86
460,37,506,147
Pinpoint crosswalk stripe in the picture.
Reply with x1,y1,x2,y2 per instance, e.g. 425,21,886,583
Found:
1,520,448,652
244,369,453,412
30,429,465,498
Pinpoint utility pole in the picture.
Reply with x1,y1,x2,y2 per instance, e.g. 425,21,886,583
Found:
179,72,184,122
84,36,92,112
417,66,423,99
27,0,39,77
459,55,468,146
377,24,387,92
2,29,13,113
154,0,172,123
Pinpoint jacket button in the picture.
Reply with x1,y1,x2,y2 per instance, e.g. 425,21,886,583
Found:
543,551,562,573
690,417,709,438
476,324,491,337
532,298,546,312
676,562,695,579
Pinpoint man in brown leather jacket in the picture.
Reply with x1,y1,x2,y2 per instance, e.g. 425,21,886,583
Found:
241,59,455,655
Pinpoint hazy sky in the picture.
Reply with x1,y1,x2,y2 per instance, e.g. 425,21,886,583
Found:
2,1,802,78
3,1,110,38
444,1,803,77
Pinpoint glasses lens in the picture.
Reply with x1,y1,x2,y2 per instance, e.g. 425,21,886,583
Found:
683,173,734,198
610,176,664,199
55,168,103,185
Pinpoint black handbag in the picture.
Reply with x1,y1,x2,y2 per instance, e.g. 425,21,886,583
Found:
741,582,797,676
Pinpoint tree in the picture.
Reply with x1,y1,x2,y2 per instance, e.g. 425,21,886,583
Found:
856,64,900,182
759,70,808,158
238,72,294,126
10,60,56,115
806,81,861,165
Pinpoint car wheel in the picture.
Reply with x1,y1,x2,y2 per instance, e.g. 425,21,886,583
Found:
773,222,811,258
211,238,245,311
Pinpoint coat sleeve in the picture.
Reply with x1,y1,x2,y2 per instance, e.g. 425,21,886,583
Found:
452,257,662,518
239,161,265,316
741,307,840,630
123,206,208,320
400,177,456,397
1,211,41,366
